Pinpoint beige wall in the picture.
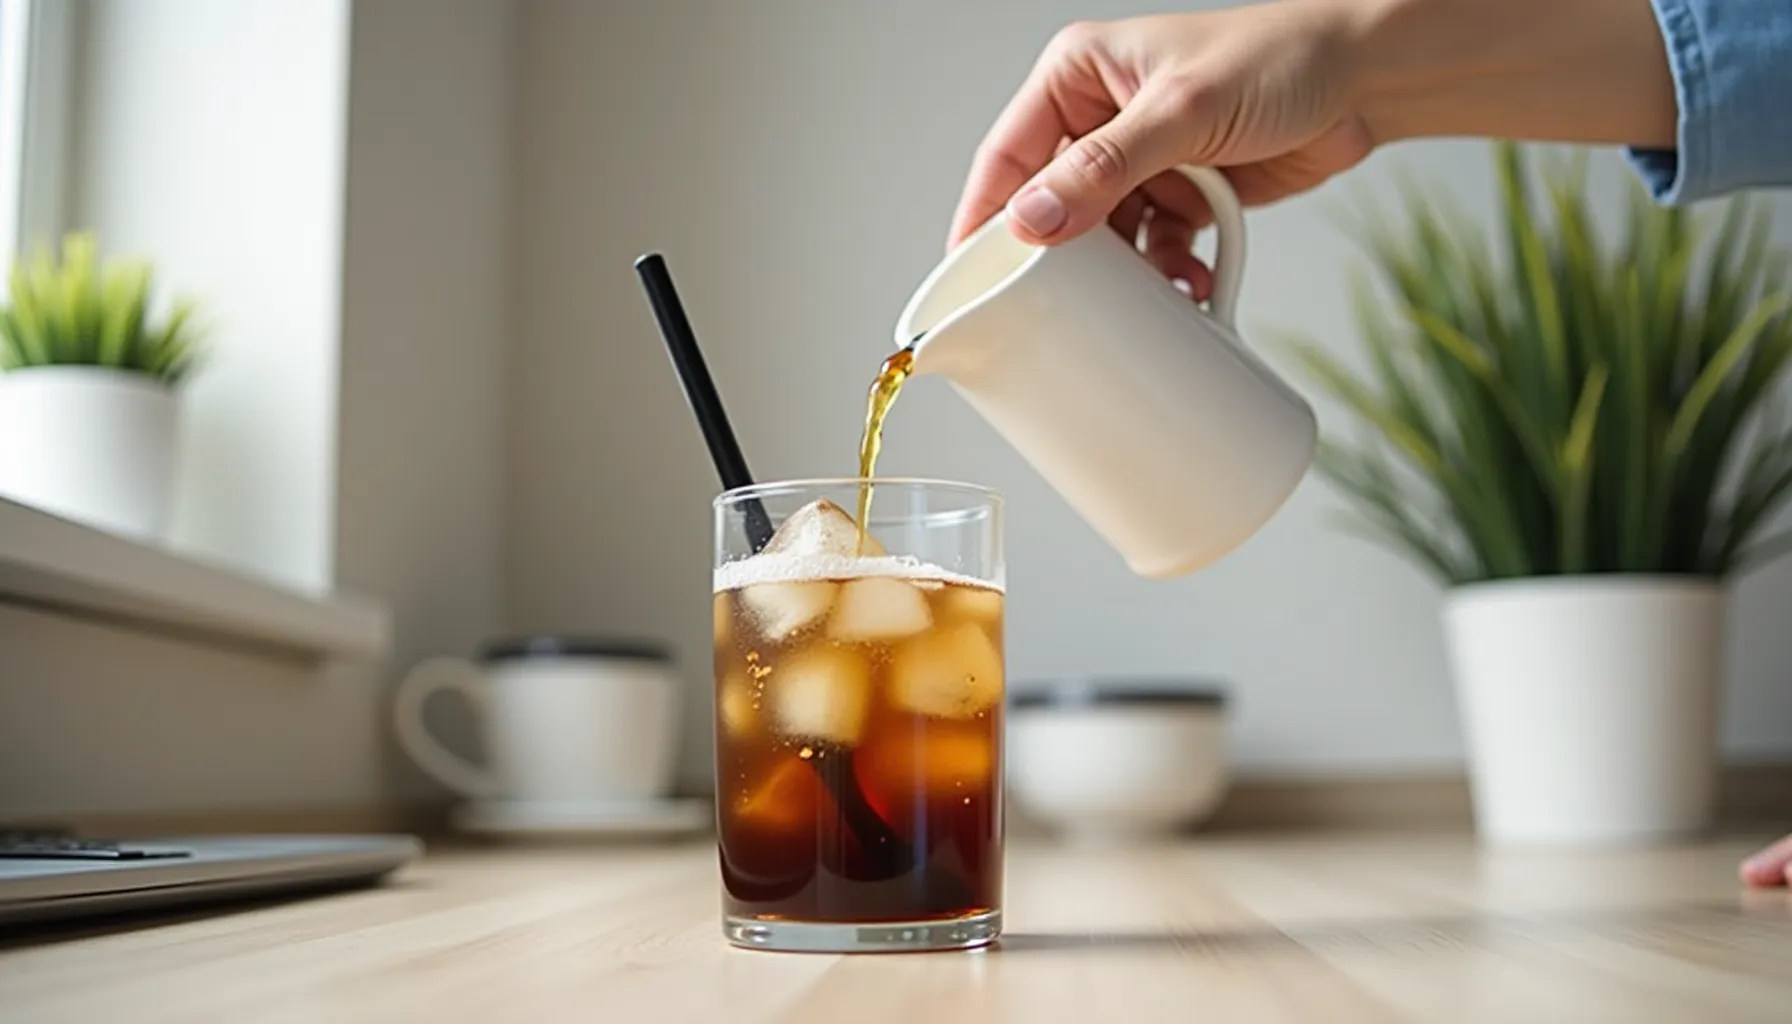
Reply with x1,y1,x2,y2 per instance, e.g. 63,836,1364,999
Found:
336,0,513,802
508,0,1792,792
0,602,385,818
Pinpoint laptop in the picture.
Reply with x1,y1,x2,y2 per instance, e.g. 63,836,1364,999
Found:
0,828,422,927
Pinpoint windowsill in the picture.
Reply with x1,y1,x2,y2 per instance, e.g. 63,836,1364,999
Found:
0,496,390,662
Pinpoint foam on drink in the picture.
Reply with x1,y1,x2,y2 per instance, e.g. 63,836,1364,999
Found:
714,495,998,595
713,551,995,593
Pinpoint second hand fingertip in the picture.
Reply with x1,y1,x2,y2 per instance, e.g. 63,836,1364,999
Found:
1174,277,1214,303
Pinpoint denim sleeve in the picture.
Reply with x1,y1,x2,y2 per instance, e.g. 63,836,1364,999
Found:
1626,0,1792,204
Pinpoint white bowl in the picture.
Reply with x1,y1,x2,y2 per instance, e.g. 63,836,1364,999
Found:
1007,681,1229,844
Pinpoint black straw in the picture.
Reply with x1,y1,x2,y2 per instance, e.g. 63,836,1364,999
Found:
634,252,776,551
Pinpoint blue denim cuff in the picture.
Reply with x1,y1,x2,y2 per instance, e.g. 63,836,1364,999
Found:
1626,0,1792,204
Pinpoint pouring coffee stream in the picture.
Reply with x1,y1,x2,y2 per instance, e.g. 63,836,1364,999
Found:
852,339,920,552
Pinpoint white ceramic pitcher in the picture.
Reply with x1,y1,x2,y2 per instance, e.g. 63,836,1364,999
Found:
893,165,1316,579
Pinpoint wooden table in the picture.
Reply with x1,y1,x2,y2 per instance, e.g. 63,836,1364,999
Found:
3,832,1790,1022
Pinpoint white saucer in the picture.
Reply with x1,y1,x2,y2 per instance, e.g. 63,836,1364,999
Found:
450,797,712,841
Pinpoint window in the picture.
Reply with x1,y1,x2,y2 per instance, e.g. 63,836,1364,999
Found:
0,0,72,272
0,0,32,259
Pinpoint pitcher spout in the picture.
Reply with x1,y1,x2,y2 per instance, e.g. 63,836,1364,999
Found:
893,213,1044,381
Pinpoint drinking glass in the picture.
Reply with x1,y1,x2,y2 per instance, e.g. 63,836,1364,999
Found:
712,477,1004,952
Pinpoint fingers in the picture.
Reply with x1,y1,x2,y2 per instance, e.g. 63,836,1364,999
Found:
1739,833,1792,887
1139,166,1214,234
949,86,1067,249
946,18,1225,300
1138,166,1216,298
1109,182,1212,300
1005,78,1197,245
1108,190,1149,249
948,24,1119,249
1143,207,1213,300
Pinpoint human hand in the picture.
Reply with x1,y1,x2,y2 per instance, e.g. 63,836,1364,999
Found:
948,1,1376,297
1740,833,1792,887
948,0,1678,296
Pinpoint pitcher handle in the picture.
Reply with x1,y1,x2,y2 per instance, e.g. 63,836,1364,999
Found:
1170,165,1245,330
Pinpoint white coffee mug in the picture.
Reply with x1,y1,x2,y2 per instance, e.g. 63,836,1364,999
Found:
393,636,682,805
894,165,1316,579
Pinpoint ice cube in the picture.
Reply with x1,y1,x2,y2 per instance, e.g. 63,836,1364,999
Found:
945,584,1003,624
888,622,1003,719
734,756,822,834
718,668,759,738
827,576,932,642
762,499,885,558
856,728,996,824
770,645,872,745
740,580,838,640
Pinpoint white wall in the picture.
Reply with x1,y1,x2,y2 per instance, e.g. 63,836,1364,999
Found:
336,0,513,801
509,0,1792,790
69,0,351,595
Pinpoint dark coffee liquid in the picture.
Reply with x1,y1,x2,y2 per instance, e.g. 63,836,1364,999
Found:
712,573,1004,924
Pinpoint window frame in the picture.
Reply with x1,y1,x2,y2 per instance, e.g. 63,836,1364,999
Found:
0,0,74,273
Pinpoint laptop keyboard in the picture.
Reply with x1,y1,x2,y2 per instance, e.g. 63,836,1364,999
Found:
0,829,193,861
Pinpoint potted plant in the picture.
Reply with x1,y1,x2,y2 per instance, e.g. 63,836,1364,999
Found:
1290,143,1792,846
0,232,204,542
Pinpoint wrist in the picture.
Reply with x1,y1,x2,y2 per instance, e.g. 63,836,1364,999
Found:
1343,0,1678,149
1337,0,1447,142
1343,0,1536,144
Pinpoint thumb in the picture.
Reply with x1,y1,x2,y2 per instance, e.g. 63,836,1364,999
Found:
1005,83,1193,244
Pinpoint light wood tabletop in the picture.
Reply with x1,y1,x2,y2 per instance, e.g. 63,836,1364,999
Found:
2,831,1789,1023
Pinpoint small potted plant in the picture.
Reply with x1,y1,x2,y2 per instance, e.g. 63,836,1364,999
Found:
0,232,204,542
1289,143,1792,846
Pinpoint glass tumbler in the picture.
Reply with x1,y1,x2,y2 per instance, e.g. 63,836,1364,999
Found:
711,477,1004,953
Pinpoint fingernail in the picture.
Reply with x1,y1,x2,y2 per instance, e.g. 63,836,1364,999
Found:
1009,186,1067,237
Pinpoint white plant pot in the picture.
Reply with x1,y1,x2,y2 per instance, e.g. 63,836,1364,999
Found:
1442,576,1725,847
0,366,180,542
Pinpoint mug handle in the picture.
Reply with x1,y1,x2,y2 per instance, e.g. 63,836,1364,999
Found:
1169,165,1246,331
393,656,500,799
